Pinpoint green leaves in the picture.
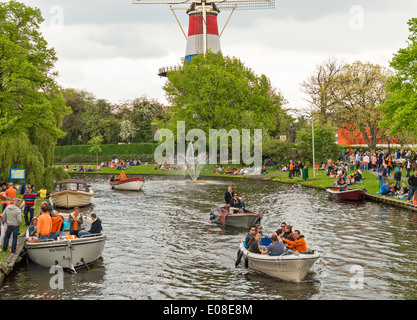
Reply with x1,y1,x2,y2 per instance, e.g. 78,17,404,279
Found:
0,1,70,186
380,18,417,139
161,52,284,136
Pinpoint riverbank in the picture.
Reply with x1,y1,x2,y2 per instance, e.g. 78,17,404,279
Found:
0,197,41,285
66,163,417,212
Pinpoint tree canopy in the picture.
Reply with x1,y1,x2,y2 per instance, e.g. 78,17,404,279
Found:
160,52,286,137
0,1,70,190
379,18,417,138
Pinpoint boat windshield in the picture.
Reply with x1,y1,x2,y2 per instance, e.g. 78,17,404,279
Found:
56,180,89,192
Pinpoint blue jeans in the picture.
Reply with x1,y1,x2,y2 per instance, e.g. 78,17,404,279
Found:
2,225,19,253
408,186,417,201
39,234,50,242
78,231,91,237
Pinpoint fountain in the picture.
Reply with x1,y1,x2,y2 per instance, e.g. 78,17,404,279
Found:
177,141,206,183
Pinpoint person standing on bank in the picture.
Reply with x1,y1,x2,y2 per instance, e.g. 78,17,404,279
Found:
1,198,22,254
408,171,417,203
23,185,37,226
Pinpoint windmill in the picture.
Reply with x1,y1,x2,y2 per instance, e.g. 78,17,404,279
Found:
132,0,275,76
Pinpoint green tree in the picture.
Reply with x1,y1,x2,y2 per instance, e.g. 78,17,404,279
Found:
119,96,164,142
0,1,69,139
160,52,285,136
262,138,296,165
330,61,391,150
297,122,338,166
58,88,96,145
88,136,103,167
0,1,70,189
379,18,417,138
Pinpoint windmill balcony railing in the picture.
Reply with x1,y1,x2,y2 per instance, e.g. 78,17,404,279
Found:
158,65,183,77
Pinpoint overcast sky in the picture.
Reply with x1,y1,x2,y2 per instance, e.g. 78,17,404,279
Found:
15,0,417,113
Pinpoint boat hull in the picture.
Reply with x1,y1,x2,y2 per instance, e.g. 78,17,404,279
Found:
326,187,366,201
108,178,145,191
49,191,94,208
238,242,320,282
26,235,106,270
210,207,262,228
25,213,105,271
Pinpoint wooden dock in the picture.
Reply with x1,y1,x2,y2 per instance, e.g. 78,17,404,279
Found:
0,237,26,285
365,192,417,211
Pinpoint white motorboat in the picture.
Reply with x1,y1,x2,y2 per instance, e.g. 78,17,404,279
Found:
25,213,105,272
236,242,320,282
49,179,94,208
108,177,145,191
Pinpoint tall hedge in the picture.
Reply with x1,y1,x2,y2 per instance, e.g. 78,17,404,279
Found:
55,143,158,159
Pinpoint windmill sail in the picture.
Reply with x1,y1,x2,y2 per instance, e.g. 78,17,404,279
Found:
132,0,275,75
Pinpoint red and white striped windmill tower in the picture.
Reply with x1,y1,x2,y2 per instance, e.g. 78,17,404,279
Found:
132,0,275,76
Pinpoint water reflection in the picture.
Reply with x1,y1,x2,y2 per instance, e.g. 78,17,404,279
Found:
1,174,417,300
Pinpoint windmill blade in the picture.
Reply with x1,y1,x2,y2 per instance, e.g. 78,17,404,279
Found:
132,0,275,9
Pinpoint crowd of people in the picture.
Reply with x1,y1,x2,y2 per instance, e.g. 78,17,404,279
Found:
0,183,103,254
244,222,308,256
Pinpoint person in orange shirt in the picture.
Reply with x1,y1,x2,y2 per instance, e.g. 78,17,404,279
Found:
37,206,52,242
118,171,127,180
281,230,307,253
5,183,16,201
68,207,83,237
289,160,294,179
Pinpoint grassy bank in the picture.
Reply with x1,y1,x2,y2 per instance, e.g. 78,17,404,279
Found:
66,163,414,207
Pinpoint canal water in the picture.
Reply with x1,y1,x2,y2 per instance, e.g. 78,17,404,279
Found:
1,174,417,300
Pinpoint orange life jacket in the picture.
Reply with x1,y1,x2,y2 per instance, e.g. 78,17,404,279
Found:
51,216,63,234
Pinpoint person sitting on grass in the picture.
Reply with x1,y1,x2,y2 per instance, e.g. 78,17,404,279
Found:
398,183,409,200
380,180,395,196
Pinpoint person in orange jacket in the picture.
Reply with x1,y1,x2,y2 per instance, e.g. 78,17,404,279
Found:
281,230,307,253
37,205,52,242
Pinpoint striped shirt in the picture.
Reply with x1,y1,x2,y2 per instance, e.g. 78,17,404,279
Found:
23,192,37,207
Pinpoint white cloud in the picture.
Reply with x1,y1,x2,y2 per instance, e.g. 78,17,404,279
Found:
18,0,417,112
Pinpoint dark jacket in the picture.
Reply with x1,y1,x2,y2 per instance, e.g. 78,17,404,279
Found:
224,190,234,205
229,198,242,209
88,218,103,234
408,175,417,187
394,171,402,181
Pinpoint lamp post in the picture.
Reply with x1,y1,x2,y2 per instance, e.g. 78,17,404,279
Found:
386,135,391,154
312,118,316,179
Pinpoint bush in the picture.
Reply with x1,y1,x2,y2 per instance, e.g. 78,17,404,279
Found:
262,139,297,165
55,143,158,162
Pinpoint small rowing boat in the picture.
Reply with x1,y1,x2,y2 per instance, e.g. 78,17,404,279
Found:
108,177,145,191
326,187,366,201
210,206,262,228
235,241,320,282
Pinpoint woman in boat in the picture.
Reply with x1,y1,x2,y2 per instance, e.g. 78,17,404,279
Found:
28,217,38,237
248,232,262,254
281,225,294,242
